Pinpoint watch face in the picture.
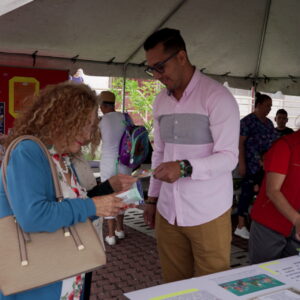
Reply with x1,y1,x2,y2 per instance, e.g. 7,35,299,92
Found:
185,165,193,176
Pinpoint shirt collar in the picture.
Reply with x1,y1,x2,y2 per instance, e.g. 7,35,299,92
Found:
184,68,202,97
167,67,201,99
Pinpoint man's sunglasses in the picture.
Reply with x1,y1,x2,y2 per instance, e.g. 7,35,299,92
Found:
144,50,179,77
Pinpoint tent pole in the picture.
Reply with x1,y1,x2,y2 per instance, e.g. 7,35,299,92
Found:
254,0,271,78
251,84,256,112
122,64,127,112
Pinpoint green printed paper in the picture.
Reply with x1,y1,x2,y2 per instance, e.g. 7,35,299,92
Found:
219,274,284,296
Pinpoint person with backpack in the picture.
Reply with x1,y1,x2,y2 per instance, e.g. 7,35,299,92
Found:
98,91,133,246
249,130,300,264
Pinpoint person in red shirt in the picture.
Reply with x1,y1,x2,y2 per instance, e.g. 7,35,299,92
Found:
249,130,300,264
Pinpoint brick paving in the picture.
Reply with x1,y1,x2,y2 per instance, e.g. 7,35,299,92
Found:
90,224,162,300
89,210,249,300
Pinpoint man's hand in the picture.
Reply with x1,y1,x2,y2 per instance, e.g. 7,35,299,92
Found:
153,161,181,183
143,197,157,229
108,174,137,192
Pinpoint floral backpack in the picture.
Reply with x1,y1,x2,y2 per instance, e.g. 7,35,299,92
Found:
118,113,150,169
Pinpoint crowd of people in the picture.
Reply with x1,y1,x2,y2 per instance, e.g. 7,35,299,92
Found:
0,27,299,299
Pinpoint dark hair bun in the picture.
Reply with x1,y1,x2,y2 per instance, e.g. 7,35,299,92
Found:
254,91,271,107
255,92,262,99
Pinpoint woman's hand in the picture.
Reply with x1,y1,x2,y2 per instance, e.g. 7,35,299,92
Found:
92,193,127,217
108,174,137,192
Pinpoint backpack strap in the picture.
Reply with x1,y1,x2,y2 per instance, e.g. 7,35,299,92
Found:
116,113,131,174
123,112,134,126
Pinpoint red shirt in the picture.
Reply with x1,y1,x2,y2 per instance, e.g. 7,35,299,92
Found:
251,130,300,237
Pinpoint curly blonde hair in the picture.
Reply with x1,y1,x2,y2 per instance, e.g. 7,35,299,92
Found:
6,82,100,155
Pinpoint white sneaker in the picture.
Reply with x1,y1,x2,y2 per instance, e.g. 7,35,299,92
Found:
115,230,125,239
105,235,116,245
234,226,250,239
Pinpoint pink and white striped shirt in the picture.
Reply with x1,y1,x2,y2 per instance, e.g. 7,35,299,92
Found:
148,70,240,226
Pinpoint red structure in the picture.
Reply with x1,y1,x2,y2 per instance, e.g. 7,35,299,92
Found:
0,66,68,133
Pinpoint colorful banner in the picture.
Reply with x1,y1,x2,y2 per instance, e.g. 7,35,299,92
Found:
0,66,68,133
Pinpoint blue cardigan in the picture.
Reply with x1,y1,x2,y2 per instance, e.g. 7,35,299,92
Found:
0,140,96,300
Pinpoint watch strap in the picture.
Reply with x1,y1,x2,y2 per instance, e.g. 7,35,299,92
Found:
178,160,192,178
178,160,186,177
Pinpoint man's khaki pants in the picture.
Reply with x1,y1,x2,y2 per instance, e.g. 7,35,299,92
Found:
155,209,232,283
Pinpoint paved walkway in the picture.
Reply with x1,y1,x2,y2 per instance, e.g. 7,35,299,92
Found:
89,208,249,300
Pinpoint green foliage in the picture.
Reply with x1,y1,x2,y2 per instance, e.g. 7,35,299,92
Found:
81,145,101,161
110,77,162,139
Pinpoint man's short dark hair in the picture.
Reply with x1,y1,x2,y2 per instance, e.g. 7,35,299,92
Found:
276,108,288,116
143,28,186,53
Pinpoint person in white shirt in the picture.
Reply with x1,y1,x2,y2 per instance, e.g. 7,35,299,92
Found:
99,91,132,245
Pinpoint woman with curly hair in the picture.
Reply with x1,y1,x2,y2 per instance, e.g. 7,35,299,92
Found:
0,82,132,300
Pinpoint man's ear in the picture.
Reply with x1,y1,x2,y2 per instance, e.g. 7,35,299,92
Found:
177,50,188,65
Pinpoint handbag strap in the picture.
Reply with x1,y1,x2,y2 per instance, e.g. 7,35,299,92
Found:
1,135,64,209
1,136,85,266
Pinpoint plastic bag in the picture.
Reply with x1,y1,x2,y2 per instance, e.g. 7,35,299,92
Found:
117,181,144,205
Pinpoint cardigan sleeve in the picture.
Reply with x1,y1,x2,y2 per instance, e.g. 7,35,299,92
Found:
5,140,96,233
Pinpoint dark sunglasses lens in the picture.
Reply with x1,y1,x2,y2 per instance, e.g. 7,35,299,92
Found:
155,64,164,73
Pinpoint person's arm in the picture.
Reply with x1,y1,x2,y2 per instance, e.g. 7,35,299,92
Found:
6,141,96,233
87,174,137,198
143,196,158,229
87,180,113,197
185,91,240,181
263,138,300,240
147,99,164,198
143,98,163,228
266,172,300,240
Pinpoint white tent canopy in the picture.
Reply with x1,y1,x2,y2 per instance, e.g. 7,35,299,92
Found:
0,0,299,95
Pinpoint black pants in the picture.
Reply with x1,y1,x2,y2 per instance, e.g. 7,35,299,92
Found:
82,272,92,300
237,176,255,217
